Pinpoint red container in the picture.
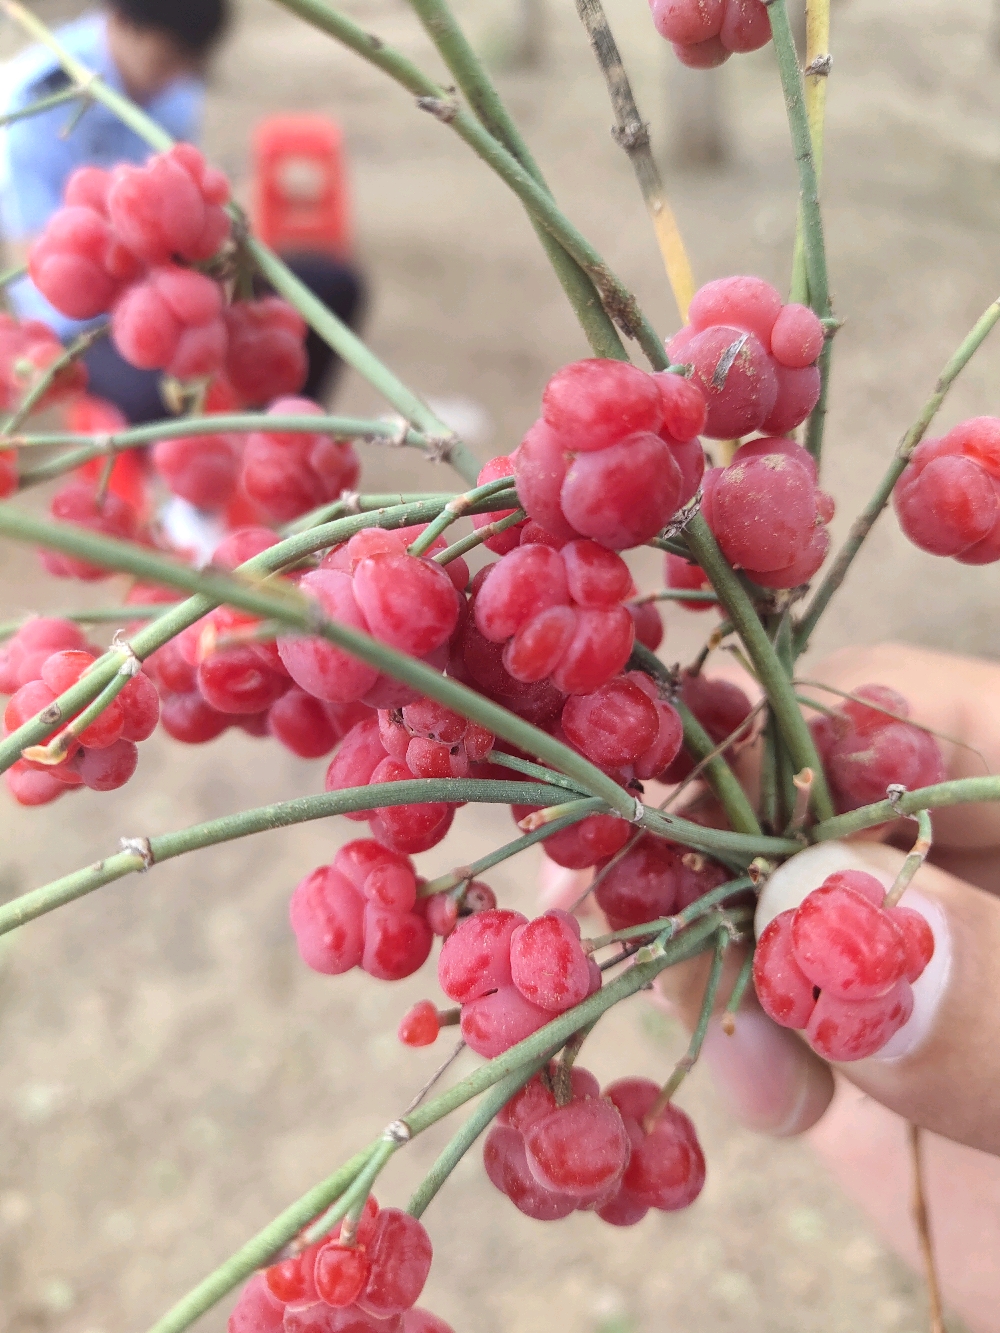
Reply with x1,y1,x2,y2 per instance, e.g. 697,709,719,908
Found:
251,114,352,258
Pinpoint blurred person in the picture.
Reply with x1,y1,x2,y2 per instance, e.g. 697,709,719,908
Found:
0,0,364,421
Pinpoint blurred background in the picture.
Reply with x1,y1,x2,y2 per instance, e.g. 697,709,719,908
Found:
3,0,1000,1329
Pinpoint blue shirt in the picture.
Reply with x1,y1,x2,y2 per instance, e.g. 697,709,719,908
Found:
0,13,203,338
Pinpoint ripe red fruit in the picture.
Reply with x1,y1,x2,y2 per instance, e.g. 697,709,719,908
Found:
894,417,1000,564
665,553,715,610
355,1209,432,1318
225,297,308,404
353,554,460,658
751,911,817,1029
107,143,230,265
509,910,593,1013
279,571,379,703
29,203,141,318
438,908,526,1003
523,1097,631,1198
605,1078,706,1210
459,984,550,1058
560,432,684,550
889,905,935,983
314,1243,371,1308
790,880,907,1000
6,759,74,806
595,835,706,931
112,266,228,380
541,358,663,451
661,669,754,783
470,454,526,554
499,1064,601,1132
227,1273,286,1333
483,1123,578,1221
242,397,359,523
561,677,660,768
527,809,631,870
627,601,664,650
74,737,139,791
41,482,140,581
806,980,914,1062
152,432,241,510
667,325,777,439
398,1000,440,1047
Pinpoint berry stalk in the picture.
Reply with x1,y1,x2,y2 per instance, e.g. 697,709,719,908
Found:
795,294,1000,652
0,82,85,128
0,502,643,814
404,0,631,362
882,808,932,909
573,0,697,322
268,0,668,368
1,325,107,439
683,513,835,820
0,779,578,938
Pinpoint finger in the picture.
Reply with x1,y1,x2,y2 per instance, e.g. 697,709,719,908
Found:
657,943,835,1137
758,840,1000,1153
805,643,1000,850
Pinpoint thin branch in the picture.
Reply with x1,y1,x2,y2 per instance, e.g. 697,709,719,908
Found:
795,295,1000,652
2,325,106,438
908,1122,947,1333
811,775,1000,842
573,0,695,322
790,0,832,304
883,808,932,908
404,0,629,361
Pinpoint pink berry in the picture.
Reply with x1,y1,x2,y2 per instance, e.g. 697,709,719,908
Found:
790,883,907,1000
523,1097,631,1198
509,911,593,1013
356,1209,432,1318
752,910,817,1028
541,359,662,451
806,980,914,1062
398,1000,440,1047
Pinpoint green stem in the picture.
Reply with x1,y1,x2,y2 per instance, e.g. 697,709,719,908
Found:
404,475,518,556
405,0,629,361
804,336,833,463
883,808,932,908
583,876,753,949
0,492,533,768
268,0,666,369
143,1144,379,1333
2,325,106,438
485,752,593,794
147,913,729,1333
0,779,577,938
0,1,480,485
417,808,600,896
432,509,526,564
647,929,728,1114
795,295,1000,653
407,1057,547,1218
631,588,720,604
767,0,829,320
301,1137,399,1243
0,84,84,127
684,515,834,822
0,503,639,814
811,776,1000,842
723,947,756,1024
0,604,181,639
759,711,778,834
627,641,759,839
24,660,134,761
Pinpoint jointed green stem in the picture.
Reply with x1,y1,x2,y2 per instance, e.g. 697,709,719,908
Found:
645,928,728,1120
583,876,754,950
2,326,107,439
268,0,666,369
0,502,639,814
0,779,577,938
883,808,932,908
795,295,1000,653
405,0,629,360
0,84,85,127
145,913,728,1333
810,776,1000,842
302,1137,400,1244
683,515,834,821
675,699,761,838
433,509,526,564
417,808,601,896
406,1058,548,1219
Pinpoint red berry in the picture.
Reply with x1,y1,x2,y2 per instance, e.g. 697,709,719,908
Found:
459,984,550,1058
509,910,593,1012
889,905,935,983
42,482,140,582
541,359,662,452
107,143,230,266
314,1243,371,1308
243,397,359,523
111,266,227,380
225,298,308,404
438,908,526,1003
398,1000,440,1047
402,1311,454,1333
356,1209,432,1318
769,302,824,368
650,0,725,44
499,1064,601,1131
352,554,460,657
159,691,231,744
523,1097,631,1198
228,1273,285,1333
805,980,914,1062
470,454,525,554
561,677,660,769
560,433,684,550
289,866,365,975
790,882,907,1000
752,910,817,1028
152,432,240,510
666,325,777,439
533,810,631,870
6,759,72,806
361,900,433,980
606,1078,705,1210
278,570,379,703
483,1124,577,1221
628,601,664,650
29,205,136,318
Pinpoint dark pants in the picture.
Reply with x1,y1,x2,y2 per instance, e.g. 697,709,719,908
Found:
83,252,366,424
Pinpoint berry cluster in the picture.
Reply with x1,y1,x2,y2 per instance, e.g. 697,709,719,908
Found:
702,437,835,588
40,480,145,581
29,148,309,400
289,839,432,981
472,540,637,695
666,277,825,439
593,833,730,930
753,869,935,1060
438,908,600,1058
228,1197,447,1333
242,397,360,522
0,618,159,806
484,1065,704,1226
0,313,87,416
660,669,755,783
895,416,1000,565
649,0,771,68
809,684,945,814
494,359,705,551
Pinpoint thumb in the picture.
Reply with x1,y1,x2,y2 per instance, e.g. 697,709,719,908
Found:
757,840,1000,1154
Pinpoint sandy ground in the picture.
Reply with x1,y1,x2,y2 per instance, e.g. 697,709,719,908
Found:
3,0,1000,1329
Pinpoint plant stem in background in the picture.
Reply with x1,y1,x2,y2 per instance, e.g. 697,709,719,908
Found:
405,0,630,361
0,778,579,939
684,514,835,821
811,775,1000,841
795,295,1000,652
790,0,831,304
573,0,696,323
268,0,667,368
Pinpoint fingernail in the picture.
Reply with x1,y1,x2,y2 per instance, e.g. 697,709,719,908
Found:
702,1009,833,1135
755,841,953,1065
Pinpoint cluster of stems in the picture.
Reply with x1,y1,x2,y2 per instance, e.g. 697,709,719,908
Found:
0,3,998,1331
